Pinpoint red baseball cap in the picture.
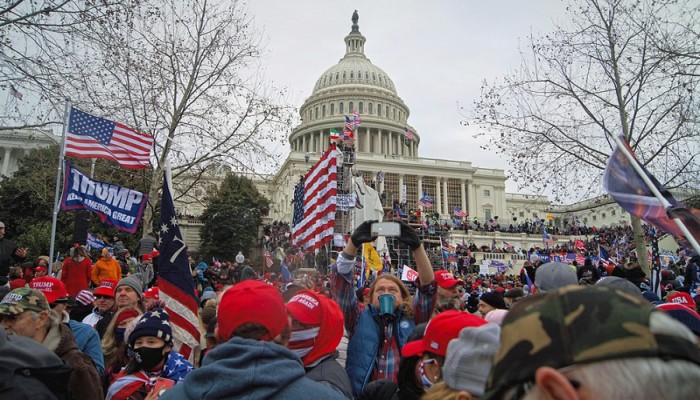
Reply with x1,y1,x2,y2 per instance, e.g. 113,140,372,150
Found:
9,279,26,291
217,280,288,342
401,310,487,357
667,292,696,309
287,291,323,325
434,270,463,289
30,276,68,304
94,278,118,297
35,266,48,273
141,253,153,261
144,287,159,299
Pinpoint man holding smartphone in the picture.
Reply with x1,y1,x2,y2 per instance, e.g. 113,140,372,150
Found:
332,220,437,397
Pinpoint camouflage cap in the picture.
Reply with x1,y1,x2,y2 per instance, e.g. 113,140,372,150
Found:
483,285,700,399
0,288,50,316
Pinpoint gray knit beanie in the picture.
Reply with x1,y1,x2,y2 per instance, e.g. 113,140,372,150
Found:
116,275,143,300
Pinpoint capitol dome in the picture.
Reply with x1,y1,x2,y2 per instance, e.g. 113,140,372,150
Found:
289,12,419,157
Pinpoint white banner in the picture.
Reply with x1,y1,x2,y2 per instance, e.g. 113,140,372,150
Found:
401,265,419,281
336,194,356,211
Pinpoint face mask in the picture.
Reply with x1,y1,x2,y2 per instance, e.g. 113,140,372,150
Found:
134,345,166,371
115,327,126,343
419,359,436,390
288,326,320,359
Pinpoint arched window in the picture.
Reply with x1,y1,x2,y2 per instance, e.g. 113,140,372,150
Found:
322,105,326,117
386,106,389,117
393,108,396,120
343,71,346,79
336,72,339,80
350,71,354,79
368,102,373,114
377,103,382,116
340,102,344,114
372,73,376,81
365,72,369,80
315,107,318,119
331,103,335,115
359,102,363,114
349,102,354,113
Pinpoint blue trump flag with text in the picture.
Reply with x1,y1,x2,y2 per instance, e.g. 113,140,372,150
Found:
60,161,147,233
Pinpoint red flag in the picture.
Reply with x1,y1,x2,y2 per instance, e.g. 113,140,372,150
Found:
264,251,274,268
65,107,153,169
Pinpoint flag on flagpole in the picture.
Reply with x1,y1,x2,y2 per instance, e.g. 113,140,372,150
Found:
404,127,414,141
264,251,274,268
543,227,555,244
353,111,361,127
330,129,340,140
157,165,200,363
292,145,339,250
363,243,383,272
454,207,467,217
10,84,23,100
418,192,434,208
344,115,353,132
603,136,700,251
65,107,153,169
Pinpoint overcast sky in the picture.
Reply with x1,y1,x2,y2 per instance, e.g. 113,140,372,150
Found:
247,0,569,194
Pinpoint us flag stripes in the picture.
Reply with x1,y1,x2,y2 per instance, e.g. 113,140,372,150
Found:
292,145,339,250
65,107,153,169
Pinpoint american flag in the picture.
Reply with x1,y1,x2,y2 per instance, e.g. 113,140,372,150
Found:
404,128,414,141
65,107,153,169
418,192,434,208
264,251,274,268
345,115,354,132
353,111,361,127
543,227,555,244
157,166,200,363
454,207,467,217
292,145,339,250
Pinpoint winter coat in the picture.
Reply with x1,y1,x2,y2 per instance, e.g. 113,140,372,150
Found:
160,337,346,400
306,353,353,399
0,236,24,277
61,256,92,296
91,257,121,286
44,314,103,399
135,235,157,258
105,350,192,400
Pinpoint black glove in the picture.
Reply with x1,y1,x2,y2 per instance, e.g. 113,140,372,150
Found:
396,220,421,251
351,220,378,247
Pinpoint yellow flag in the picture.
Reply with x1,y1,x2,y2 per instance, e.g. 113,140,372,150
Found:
363,243,383,272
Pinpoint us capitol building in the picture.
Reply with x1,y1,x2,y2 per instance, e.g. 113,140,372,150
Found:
255,14,521,225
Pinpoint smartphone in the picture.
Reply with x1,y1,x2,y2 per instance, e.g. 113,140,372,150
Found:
153,378,175,396
371,222,400,237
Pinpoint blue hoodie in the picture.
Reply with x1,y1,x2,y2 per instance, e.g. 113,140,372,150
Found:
160,337,346,400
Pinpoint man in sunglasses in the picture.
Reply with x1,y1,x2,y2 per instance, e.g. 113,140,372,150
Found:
82,278,118,332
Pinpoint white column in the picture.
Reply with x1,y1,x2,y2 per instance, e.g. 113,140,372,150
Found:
302,135,307,153
365,128,370,153
2,148,11,176
398,174,404,203
468,181,476,218
443,178,449,215
435,178,442,216
460,180,467,213
319,131,324,152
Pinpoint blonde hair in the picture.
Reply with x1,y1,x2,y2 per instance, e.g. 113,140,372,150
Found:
369,275,413,319
101,307,142,359
423,381,467,400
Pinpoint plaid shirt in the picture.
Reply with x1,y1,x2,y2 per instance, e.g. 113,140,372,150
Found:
332,254,437,384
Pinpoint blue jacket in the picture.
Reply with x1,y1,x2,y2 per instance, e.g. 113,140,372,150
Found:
346,305,414,397
160,337,346,400
68,319,105,374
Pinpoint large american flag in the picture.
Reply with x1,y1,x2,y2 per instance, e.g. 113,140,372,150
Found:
65,107,153,169
157,166,200,362
292,145,339,250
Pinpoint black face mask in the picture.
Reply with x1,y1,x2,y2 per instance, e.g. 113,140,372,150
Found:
134,345,166,371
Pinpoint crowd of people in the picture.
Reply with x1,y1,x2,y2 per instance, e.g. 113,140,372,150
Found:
1,218,699,399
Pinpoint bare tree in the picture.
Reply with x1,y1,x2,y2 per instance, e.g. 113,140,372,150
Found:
469,0,700,273
52,0,294,234
0,0,136,129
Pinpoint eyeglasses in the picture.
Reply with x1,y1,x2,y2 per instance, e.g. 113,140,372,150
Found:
95,295,113,300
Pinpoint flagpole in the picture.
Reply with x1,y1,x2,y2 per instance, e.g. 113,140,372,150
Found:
611,136,700,256
49,100,71,272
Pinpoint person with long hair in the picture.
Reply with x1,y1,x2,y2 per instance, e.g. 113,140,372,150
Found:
106,308,192,400
102,307,142,389
332,220,437,397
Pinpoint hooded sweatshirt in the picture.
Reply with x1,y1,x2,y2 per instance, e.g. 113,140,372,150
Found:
160,337,346,400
